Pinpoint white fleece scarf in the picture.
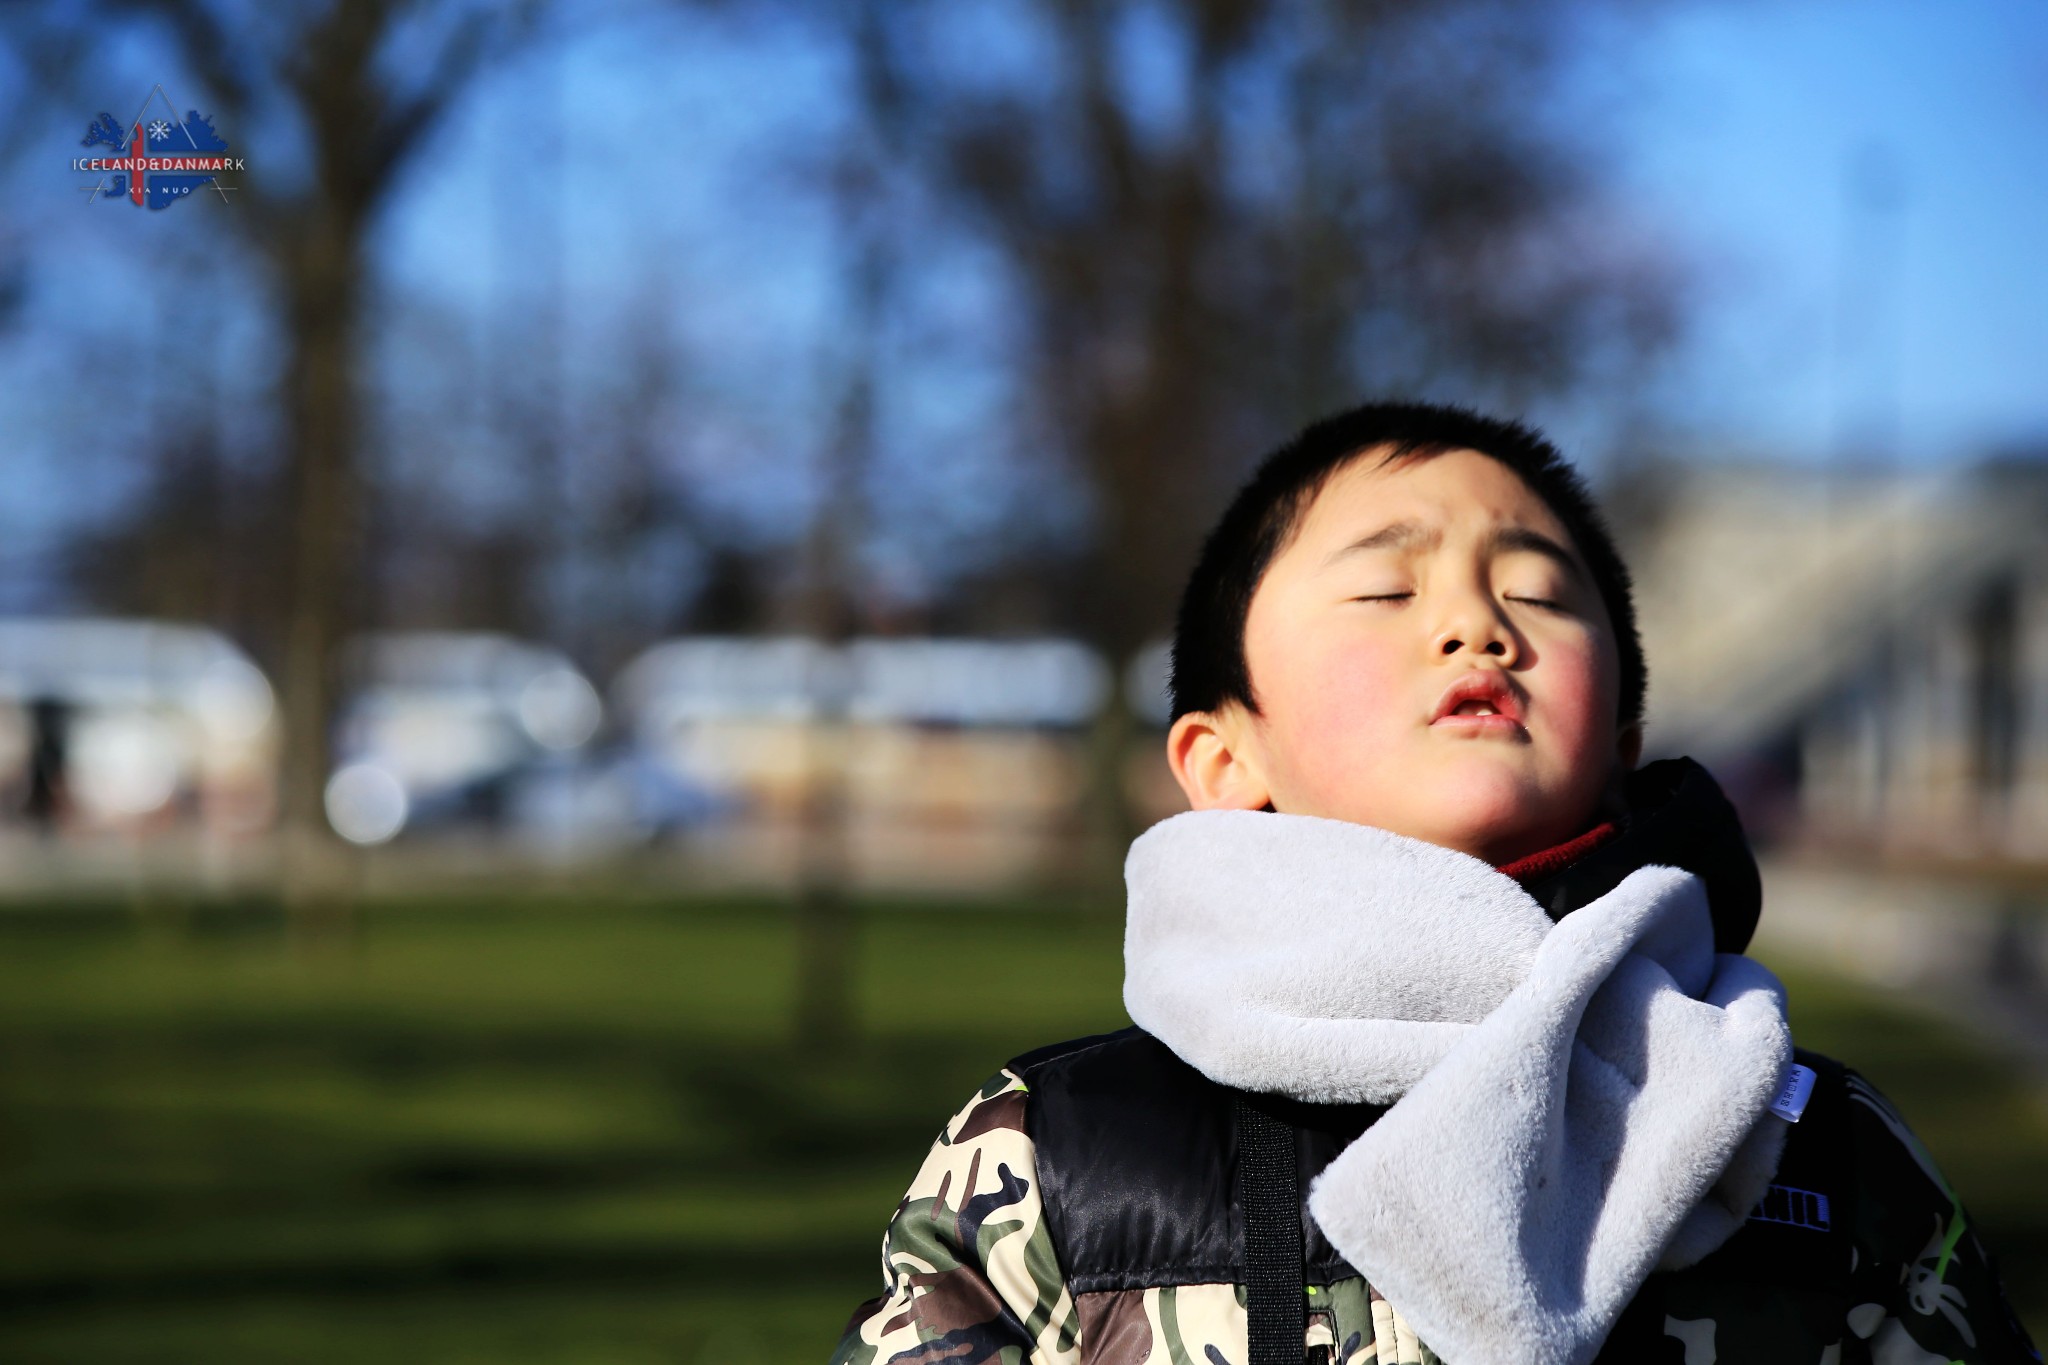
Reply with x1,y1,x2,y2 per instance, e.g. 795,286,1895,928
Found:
1122,809,1794,1365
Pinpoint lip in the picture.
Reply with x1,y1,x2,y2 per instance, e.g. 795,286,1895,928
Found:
1430,672,1527,735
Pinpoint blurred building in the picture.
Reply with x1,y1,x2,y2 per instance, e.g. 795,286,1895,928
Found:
0,618,276,835
1633,461,2048,862
612,636,1110,827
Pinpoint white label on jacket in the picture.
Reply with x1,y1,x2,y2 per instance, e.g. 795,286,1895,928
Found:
1770,1063,1817,1123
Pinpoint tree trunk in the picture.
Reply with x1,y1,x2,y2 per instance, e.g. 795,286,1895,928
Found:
278,210,363,932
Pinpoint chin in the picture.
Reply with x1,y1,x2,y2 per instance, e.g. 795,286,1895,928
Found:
1411,765,1578,864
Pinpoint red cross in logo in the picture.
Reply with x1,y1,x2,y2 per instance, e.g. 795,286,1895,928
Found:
122,122,147,206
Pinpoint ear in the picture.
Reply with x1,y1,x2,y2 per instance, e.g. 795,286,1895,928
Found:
1166,705,1273,811
1616,721,1643,771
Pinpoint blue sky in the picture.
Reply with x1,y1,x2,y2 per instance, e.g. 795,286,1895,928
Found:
1608,0,2048,464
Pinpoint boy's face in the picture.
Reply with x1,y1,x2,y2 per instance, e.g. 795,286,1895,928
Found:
1167,446,1640,865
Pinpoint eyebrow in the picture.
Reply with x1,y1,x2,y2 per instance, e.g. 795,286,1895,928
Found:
1318,519,1586,581
1319,519,1439,567
1485,526,1585,580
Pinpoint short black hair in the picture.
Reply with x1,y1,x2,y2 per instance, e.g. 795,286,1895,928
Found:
1168,401,1645,728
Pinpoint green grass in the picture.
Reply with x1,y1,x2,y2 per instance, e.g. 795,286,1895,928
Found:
0,895,2039,1361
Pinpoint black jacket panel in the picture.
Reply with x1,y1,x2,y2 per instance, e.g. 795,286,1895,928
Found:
1014,1027,1383,1295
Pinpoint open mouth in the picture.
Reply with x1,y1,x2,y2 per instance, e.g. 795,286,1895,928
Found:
1431,673,1526,731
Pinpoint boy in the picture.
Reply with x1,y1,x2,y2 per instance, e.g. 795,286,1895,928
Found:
831,403,2039,1365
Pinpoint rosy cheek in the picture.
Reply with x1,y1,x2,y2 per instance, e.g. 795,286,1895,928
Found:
1269,634,1406,779
1535,633,1617,765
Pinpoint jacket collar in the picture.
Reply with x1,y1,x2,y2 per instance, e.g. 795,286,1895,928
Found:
1518,757,1763,954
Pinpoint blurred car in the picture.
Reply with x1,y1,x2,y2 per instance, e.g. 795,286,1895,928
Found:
326,632,607,844
0,617,277,834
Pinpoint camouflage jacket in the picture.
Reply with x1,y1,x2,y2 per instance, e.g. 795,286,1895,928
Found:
831,1030,2040,1365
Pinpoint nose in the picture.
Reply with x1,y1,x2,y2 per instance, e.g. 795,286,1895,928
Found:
1431,591,1520,666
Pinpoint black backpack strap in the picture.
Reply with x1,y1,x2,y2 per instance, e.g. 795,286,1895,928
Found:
1235,1092,1306,1365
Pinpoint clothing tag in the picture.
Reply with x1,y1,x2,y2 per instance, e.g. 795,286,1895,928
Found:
1770,1063,1817,1123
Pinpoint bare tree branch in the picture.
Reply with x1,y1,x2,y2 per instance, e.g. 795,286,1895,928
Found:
368,0,550,191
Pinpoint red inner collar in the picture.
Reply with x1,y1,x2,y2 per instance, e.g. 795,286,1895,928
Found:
1495,820,1620,885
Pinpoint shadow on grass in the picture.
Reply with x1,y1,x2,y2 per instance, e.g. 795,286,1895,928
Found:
0,899,2041,1359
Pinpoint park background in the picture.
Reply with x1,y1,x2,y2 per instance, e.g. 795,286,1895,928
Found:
2,0,2047,1360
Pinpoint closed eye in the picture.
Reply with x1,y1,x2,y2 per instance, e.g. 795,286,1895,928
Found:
1352,593,1413,604
1505,594,1569,612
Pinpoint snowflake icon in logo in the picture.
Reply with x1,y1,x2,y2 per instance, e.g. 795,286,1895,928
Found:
148,119,172,141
